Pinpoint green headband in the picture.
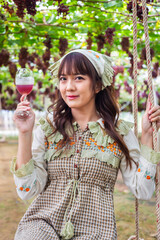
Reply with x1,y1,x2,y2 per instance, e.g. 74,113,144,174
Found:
49,49,114,89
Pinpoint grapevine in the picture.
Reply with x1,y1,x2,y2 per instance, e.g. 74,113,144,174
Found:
6,87,14,96
154,62,159,72
42,49,51,62
96,34,106,51
141,47,154,61
127,1,149,21
12,0,37,18
28,53,36,63
59,38,68,56
152,71,157,78
86,33,92,50
128,51,133,65
105,28,115,45
0,49,10,67
128,66,133,78
38,81,43,89
2,3,14,15
43,35,53,49
35,57,44,71
13,0,26,18
9,62,17,79
121,37,130,53
57,4,69,18
137,61,143,69
18,47,29,68
26,0,36,16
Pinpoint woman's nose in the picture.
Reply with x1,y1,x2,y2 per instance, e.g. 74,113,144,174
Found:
66,79,75,90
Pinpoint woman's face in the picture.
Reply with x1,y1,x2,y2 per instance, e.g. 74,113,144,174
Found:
59,71,98,111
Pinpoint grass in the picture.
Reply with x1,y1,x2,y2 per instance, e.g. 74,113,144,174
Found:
114,191,157,239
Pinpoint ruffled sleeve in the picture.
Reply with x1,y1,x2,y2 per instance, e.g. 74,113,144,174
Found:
119,121,160,200
10,124,48,201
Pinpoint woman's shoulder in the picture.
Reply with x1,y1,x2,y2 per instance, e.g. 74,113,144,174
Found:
87,118,134,148
38,113,54,133
116,119,134,136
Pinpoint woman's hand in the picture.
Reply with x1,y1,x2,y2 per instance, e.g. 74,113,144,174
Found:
13,95,35,133
141,96,160,148
142,97,160,134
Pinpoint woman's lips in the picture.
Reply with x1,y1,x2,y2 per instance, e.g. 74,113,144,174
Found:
67,95,79,100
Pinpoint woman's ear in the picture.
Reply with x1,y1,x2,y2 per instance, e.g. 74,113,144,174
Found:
95,83,102,94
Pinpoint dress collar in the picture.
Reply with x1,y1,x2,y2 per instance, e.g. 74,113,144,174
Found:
72,118,105,132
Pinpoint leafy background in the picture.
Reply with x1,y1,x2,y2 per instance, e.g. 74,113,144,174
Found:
0,0,160,111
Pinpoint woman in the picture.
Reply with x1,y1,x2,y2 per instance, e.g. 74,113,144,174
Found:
11,49,160,240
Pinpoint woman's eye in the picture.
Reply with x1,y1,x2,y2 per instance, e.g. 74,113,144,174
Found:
59,77,66,81
76,76,84,80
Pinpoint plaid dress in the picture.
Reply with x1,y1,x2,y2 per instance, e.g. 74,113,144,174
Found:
13,117,158,240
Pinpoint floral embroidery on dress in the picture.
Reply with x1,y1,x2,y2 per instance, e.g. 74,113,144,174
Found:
144,170,154,180
18,184,31,192
137,162,143,172
45,137,75,151
83,138,122,158
17,180,37,192
44,136,76,161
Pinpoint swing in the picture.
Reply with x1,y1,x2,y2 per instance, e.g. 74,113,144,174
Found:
128,0,159,239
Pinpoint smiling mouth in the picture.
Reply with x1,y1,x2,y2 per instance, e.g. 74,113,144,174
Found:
67,95,79,99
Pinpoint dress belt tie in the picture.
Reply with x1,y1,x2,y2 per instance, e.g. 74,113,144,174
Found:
60,179,81,240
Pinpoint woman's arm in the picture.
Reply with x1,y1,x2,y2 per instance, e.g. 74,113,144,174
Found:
120,130,158,200
120,98,160,200
11,124,48,200
13,95,35,169
11,96,48,200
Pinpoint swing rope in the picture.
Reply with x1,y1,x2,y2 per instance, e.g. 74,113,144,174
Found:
132,1,139,240
141,0,160,239
129,0,159,239
128,1,141,239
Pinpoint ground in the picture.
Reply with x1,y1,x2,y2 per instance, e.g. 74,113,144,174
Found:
0,139,157,240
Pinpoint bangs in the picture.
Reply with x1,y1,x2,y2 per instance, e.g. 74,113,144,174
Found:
58,52,95,77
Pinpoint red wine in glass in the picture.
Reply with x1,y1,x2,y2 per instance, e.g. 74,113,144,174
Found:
16,84,33,95
15,68,34,119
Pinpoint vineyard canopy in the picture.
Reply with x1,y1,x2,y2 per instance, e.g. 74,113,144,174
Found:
0,0,160,111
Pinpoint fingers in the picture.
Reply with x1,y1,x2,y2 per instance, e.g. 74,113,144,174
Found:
18,101,30,107
14,101,31,118
146,96,151,112
149,105,160,116
148,105,160,122
16,106,31,112
20,94,27,102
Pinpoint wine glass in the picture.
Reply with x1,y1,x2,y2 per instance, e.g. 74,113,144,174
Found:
15,68,34,119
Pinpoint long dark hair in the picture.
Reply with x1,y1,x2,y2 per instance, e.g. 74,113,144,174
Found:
48,52,134,168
